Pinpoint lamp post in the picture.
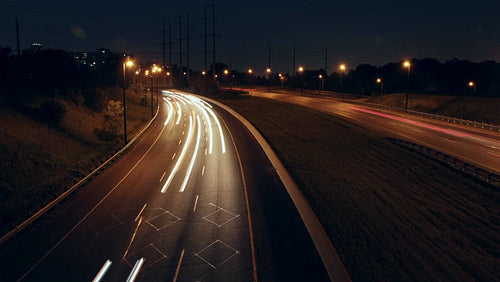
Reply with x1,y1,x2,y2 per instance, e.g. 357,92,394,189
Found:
248,68,253,93
318,74,324,95
376,77,383,95
224,69,230,90
339,64,346,101
279,73,285,91
468,81,477,94
266,67,271,93
122,59,134,145
403,60,411,111
151,67,156,117
298,66,304,95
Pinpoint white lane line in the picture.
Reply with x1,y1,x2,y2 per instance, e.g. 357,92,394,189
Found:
193,195,199,212
205,148,207,155
126,258,145,282
173,249,186,282
92,259,112,282
172,153,176,160
178,140,182,145
182,131,185,135
135,204,147,222
179,115,202,193
201,165,205,176
123,217,143,259
159,171,166,182
161,114,195,193
412,128,422,133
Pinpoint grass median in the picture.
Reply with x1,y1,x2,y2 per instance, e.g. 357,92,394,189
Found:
217,95,499,281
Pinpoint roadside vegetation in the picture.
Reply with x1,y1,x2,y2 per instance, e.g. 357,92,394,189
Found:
0,47,151,237
217,95,499,281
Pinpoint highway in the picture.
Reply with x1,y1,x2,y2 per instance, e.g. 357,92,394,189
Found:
0,91,329,281
250,91,500,174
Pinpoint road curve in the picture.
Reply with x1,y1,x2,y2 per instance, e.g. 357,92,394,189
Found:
0,91,330,281
250,91,500,174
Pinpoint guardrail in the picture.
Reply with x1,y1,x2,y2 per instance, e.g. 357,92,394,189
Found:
0,105,160,246
390,138,500,187
349,100,500,132
258,87,500,132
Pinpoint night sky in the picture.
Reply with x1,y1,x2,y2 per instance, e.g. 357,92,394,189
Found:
1,0,499,74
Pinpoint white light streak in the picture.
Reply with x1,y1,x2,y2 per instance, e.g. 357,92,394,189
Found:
161,114,195,193
203,104,226,154
164,100,173,126
175,101,182,125
179,115,202,192
92,260,112,282
126,258,144,282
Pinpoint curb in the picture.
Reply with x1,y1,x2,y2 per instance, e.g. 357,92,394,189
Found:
0,106,160,246
197,95,351,282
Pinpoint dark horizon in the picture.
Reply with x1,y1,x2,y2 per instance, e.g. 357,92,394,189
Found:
1,1,499,75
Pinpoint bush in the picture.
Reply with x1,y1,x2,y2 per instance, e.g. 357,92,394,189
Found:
98,100,122,141
84,88,107,112
39,100,67,124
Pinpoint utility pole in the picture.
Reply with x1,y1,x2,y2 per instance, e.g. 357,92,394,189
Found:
168,19,172,69
268,43,271,69
162,19,166,68
186,12,190,83
179,13,182,85
204,6,208,71
292,42,296,76
15,16,20,56
324,44,328,74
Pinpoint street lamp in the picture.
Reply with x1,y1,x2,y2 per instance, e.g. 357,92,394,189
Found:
298,66,304,94
468,81,477,94
403,60,411,111
266,68,271,93
376,78,384,95
122,58,134,145
339,64,346,101
318,74,324,94
248,68,254,93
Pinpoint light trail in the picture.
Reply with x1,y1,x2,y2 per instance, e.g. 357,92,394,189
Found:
175,101,182,125
126,258,144,282
92,260,112,282
161,113,195,193
199,103,214,154
203,103,226,154
179,115,202,192
164,100,173,126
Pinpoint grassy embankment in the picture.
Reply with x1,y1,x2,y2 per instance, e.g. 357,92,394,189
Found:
217,95,499,281
364,93,500,125
0,88,150,236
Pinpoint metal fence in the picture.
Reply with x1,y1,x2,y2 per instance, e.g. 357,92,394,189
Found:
390,138,500,187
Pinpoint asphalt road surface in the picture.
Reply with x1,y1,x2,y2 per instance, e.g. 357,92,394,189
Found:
250,92,500,174
0,91,329,281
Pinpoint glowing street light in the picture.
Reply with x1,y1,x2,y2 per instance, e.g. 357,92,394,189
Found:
202,71,206,75
298,66,304,73
318,74,324,94
224,69,229,75
122,58,134,145
403,60,411,111
468,81,477,93
248,68,253,74
339,64,347,101
266,68,271,73
376,77,384,95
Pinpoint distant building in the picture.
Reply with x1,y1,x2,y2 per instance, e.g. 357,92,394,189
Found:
30,42,42,52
